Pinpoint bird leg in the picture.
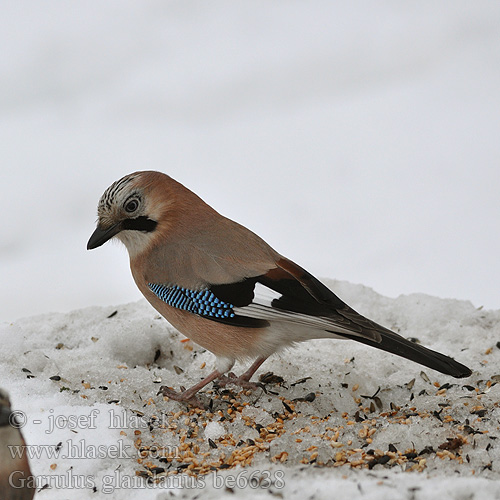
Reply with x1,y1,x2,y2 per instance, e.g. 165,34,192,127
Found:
158,357,268,406
158,369,222,407
217,356,268,389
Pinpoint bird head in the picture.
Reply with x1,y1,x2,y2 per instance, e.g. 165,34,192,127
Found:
87,171,165,257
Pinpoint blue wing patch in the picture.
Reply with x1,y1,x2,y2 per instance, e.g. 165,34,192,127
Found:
148,283,236,319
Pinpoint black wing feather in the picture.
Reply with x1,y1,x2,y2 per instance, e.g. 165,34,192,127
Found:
200,258,471,378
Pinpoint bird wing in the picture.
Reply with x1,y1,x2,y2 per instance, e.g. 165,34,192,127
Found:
214,257,384,341
148,256,385,341
147,256,472,379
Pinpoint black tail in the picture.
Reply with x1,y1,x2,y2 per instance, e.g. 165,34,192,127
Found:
339,328,471,378
259,257,472,378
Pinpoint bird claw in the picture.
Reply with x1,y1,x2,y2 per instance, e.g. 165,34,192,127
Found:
216,373,263,391
157,385,205,408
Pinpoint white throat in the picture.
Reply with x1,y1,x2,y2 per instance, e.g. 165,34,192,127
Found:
116,230,155,258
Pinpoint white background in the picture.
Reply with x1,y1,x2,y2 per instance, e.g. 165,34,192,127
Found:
2,1,500,322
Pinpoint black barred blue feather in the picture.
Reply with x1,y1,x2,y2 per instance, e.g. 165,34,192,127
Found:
148,282,268,327
148,283,235,319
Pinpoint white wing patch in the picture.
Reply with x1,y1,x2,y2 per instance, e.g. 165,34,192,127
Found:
233,282,357,336
252,282,282,306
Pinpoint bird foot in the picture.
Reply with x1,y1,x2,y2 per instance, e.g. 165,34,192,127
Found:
216,372,263,391
157,386,205,408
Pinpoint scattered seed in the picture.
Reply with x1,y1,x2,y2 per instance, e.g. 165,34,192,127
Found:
259,372,284,384
406,379,415,390
150,467,165,475
439,383,453,390
291,377,312,386
438,437,464,451
292,392,316,403
433,410,443,421
354,411,365,423
472,409,487,418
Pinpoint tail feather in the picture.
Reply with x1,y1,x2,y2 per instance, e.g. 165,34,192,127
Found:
336,328,471,379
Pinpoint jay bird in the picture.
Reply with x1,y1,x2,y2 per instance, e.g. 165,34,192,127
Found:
88,171,471,405
0,389,34,499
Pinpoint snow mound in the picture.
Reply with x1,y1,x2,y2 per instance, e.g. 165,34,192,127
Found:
1,280,499,499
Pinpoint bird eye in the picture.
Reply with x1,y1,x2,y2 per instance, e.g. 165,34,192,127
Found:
124,198,139,213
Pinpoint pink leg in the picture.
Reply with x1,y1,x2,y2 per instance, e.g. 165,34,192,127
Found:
217,356,268,389
240,356,268,381
158,357,269,406
158,369,222,406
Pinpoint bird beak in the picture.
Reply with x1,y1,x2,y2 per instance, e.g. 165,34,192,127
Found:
87,222,122,250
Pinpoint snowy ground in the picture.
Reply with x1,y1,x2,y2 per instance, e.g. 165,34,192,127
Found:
1,281,500,499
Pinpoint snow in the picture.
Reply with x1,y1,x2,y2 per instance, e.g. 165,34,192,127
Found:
1,1,500,324
1,281,500,498
2,1,500,498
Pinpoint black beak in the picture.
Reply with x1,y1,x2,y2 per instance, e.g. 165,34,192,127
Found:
87,223,122,250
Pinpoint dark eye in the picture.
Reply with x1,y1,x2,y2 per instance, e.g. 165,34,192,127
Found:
124,198,139,213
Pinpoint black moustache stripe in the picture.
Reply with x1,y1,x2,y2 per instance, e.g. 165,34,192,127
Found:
122,217,158,232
